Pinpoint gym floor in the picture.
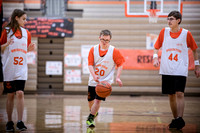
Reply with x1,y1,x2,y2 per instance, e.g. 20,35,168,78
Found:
0,94,199,133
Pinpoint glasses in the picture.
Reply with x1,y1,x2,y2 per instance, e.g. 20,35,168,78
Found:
100,38,110,43
167,17,176,21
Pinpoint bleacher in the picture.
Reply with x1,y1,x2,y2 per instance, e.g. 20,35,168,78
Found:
64,0,200,95
2,0,200,95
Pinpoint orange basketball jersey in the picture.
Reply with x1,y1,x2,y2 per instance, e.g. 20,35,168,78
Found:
88,44,115,86
1,27,28,81
160,27,189,77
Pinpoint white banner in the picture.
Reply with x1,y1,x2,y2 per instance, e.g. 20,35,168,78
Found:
65,69,81,83
81,45,93,74
81,45,93,58
82,57,90,74
146,33,158,50
64,54,81,67
27,51,36,64
45,61,63,75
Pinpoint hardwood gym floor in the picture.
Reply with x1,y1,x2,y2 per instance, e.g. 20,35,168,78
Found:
0,95,199,133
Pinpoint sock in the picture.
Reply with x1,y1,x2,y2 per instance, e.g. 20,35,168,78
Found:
89,114,94,119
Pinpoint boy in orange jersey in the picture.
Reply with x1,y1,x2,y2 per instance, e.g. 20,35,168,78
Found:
86,30,125,127
153,11,200,130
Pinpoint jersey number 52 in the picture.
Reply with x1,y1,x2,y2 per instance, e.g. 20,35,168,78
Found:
14,57,23,65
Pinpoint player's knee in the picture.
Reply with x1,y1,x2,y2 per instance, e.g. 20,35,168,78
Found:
16,91,24,99
176,92,184,98
168,94,176,100
7,93,15,100
94,99,101,104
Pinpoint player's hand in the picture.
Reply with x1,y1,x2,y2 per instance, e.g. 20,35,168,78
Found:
6,38,14,47
93,75,99,82
1,38,14,53
28,43,36,52
8,38,14,44
116,78,123,87
194,66,200,78
153,58,159,67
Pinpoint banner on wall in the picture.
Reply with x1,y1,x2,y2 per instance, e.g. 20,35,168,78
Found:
82,58,90,74
45,61,63,75
65,69,81,83
27,51,36,64
119,49,195,70
64,54,81,67
81,45,93,74
2,17,73,38
146,33,158,49
81,45,93,58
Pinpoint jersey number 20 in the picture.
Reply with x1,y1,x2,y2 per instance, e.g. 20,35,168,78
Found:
95,68,105,76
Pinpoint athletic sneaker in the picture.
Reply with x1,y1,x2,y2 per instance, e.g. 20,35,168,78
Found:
168,117,185,130
94,112,98,119
6,121,14,132
86,116,95,127
176,117,185,130
168,119,178,129
16,121,27,131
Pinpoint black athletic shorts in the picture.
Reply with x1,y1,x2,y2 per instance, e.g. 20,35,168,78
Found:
88,86,105,101
4,80,26,93
162,75,186,94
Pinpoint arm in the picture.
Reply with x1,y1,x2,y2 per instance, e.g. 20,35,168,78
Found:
88,65,99,82
116,65,123,87
27,30,35,52
187,31,199,78
88,47,99,82
112,48,125,87
153,28,164,67
1,38,14,53
193,49,200,78
153,49,159,67
27,43,36,52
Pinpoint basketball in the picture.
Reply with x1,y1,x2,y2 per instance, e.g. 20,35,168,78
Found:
95,81,112,98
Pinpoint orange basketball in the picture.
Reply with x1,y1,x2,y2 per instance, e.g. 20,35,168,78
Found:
95,81,112,98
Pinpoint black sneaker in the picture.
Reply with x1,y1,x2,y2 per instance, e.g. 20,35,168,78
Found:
168,119,178,129
176,117,185,130
86,114,95,127
6,121,14,132
16,121,27,131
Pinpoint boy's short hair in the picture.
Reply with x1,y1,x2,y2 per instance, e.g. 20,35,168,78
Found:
168,10,182,25
100,29,112,39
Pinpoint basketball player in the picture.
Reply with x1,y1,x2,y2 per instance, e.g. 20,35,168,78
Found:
153,11,200,130
0,9,35,131
86,29,125,127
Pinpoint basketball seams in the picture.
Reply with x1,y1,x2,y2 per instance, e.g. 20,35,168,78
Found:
95,81,112,98
96,84,110,89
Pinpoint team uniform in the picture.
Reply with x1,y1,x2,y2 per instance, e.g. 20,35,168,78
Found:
154,27,198,94
88,44,125,101
0,27,31,93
